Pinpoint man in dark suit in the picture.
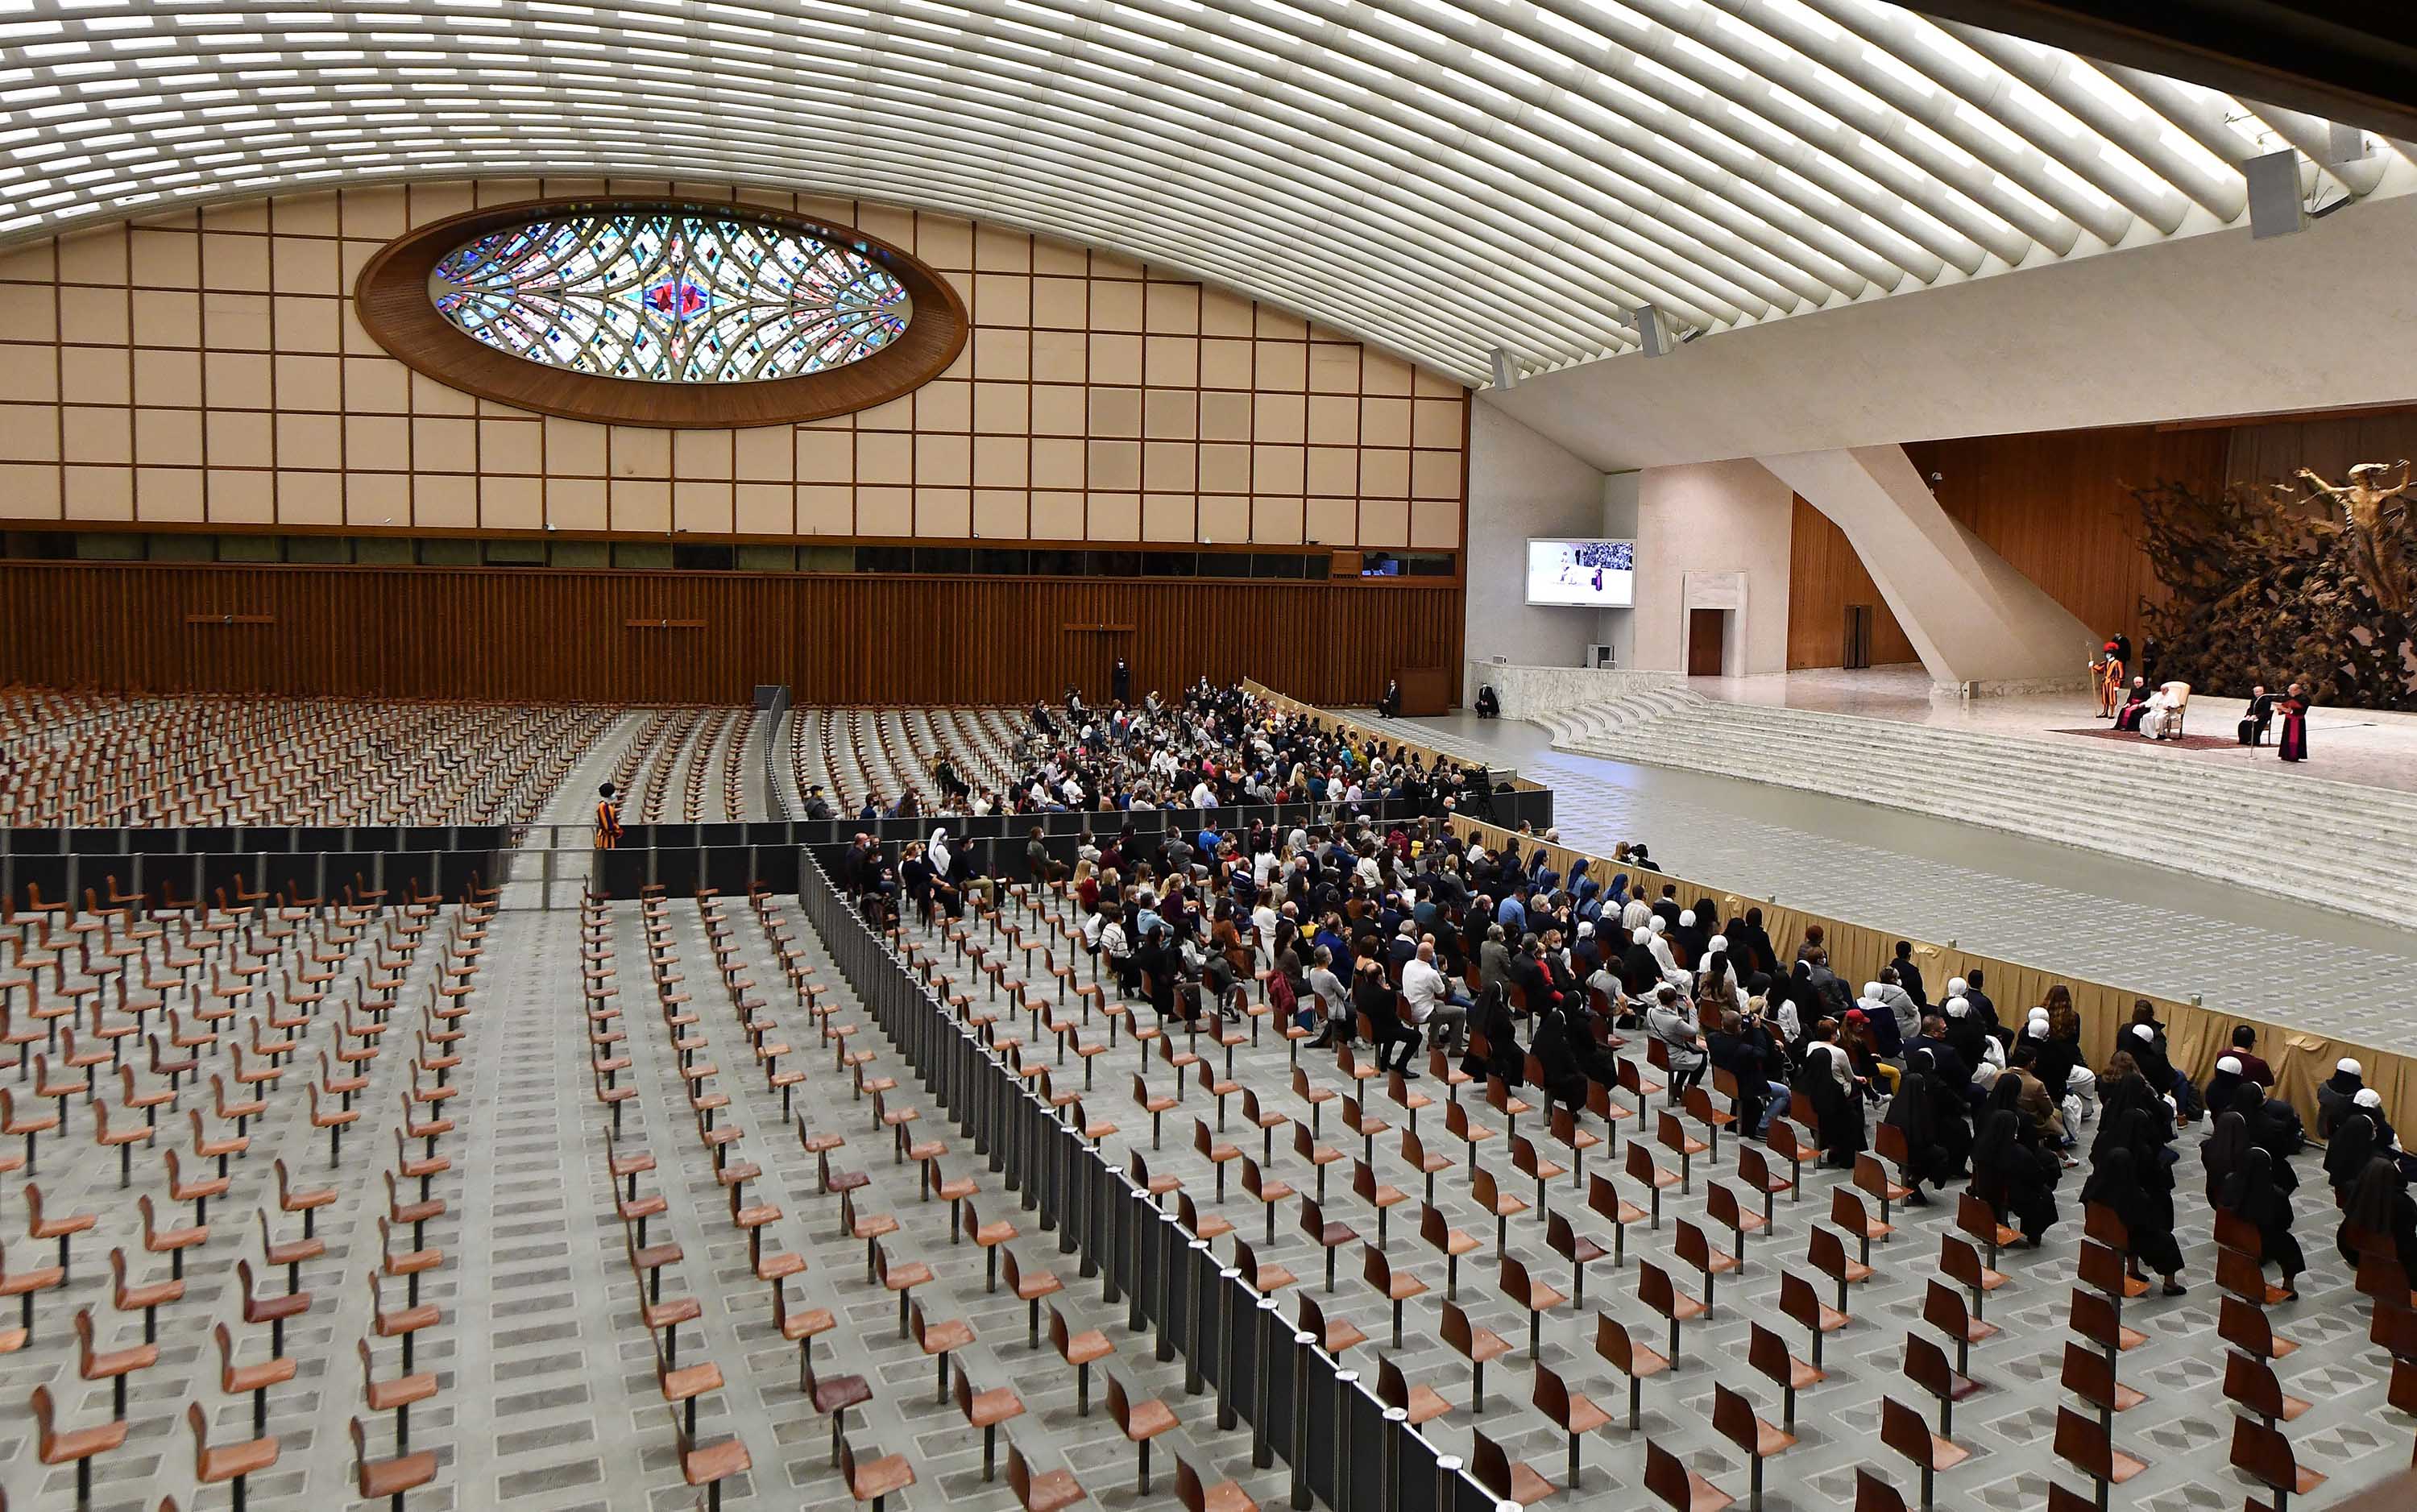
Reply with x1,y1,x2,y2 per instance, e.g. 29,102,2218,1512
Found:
1891,940,1926,1008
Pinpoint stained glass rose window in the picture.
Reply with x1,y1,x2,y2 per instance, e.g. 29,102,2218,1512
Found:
427,211,912,384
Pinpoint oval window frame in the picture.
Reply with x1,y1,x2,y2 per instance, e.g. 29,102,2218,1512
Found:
354,198,968,429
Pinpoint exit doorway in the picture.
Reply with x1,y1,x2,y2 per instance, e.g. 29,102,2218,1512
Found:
1686,608,1729,677
1843,604,1874,670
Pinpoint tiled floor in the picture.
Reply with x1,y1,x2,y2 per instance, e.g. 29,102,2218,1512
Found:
1360,710,2417,1055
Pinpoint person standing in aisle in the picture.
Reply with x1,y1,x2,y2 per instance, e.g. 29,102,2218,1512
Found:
595,782,624,851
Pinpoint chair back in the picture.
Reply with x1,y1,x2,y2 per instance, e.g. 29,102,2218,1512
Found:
1712,1383,1758,1455
2053,1406,2113,1480
1470,1429,1518,1501
1854,1468,1909,1512
1879,1396,1939,1469
1902,1333,1958,1401
1921,1281,1970,1341
1642,1440,1695,1512
2058,1341,2121,1413
1639,1259,1677,1319
1747,1323,1793,1389
1778,1270,1822,1332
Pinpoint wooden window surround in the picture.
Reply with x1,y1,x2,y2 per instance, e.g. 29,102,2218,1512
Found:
352,198,969,429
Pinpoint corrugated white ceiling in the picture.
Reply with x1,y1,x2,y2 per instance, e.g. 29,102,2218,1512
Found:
0,0,2405,384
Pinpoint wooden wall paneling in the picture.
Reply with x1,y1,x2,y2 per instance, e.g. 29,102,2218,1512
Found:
0,562,1462,709
1788,425,2232,670
1904,425,2228,651
1784,497,1917,670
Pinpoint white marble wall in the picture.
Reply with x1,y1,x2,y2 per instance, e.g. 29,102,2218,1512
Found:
1466,661,1678,722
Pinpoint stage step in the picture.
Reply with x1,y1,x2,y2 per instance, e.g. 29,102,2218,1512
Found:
1547,689,2417,928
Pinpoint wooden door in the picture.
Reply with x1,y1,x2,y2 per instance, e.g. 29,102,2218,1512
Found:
1686,609,1727,677
1843,604,1872,669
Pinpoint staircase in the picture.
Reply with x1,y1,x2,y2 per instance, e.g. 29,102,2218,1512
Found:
1538,687,2417,928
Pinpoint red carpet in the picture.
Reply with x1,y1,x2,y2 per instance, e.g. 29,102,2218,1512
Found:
2052,727,2250,752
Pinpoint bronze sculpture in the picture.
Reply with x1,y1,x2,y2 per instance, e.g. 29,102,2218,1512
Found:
2295,461,2414,612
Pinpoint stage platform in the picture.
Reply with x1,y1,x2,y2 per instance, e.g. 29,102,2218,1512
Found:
1694,665,2417,795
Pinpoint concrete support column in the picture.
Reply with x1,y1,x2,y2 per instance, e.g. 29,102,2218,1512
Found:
1763,445,2098,690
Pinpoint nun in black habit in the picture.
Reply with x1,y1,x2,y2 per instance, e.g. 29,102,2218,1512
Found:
2339,1155,2417,1291
1527,1001,1591,1112
2326,1112,2379,1198
2219,1145,2306,1298
1973,1078,2060,1245
2203,1106,2251,1207
2086,1116,2187,1295
1800,1038,1866,1170
1882,1050,1969,1203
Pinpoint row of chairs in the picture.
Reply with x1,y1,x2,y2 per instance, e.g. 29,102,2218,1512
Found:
7,875,483,1508
0,690,612,827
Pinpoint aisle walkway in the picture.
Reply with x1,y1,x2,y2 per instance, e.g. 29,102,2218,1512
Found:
1363,711,2417,1054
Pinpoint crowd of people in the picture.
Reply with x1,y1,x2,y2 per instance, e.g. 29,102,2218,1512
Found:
833,676,2416,1307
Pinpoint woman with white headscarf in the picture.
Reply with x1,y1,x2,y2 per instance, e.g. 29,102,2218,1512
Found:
929,828,969,920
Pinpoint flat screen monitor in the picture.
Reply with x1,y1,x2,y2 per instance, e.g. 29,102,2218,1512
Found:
1526,537,1634,607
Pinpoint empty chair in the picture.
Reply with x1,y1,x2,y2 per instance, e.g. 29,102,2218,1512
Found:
188,1398,280,1511
1105,1374,1177,1495
350,1415,437,1512
2223,1349,2310,1426
838,1429,914,1510
1533,1362,1612,1488
2229,1416,2324,1512
1005,1439,1085,1512
1048,1304,1114,1416
1778,1269,1849,1369
1921,1278,1998,1377
1599,1316,1673,1428
2054,1403,2145,1512
1879,1394,1967,1511
73,1307,156,1420
1471,1425,1556,1506
1747,1321,1823,1432
1638,1257,1707,1364
1442,1299,1512,1411
1712,1382,1795,1512
31,1382,127,1507
1175,1451,1259,1512
1499,1253,1568,1358
1643,1437,1732,1512
951,1362,1027,1481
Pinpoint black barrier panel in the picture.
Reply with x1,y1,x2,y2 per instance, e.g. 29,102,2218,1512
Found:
595,847,651,900
199,854,259,905
745,822,791,846
748,847,802,895
650,848,701,897
388,851,442,901
298,826,347,853
440,852,496,900
398,826,447,851
3,853,68,909
234,827,289,853
187,829,240,854
700,822,744,848
125,830,181,854
68,829,124,855
263,851,323,904
701,847,757,897
5,830,60,854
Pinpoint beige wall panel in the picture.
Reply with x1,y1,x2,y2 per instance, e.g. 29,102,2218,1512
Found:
0,180,1464,552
